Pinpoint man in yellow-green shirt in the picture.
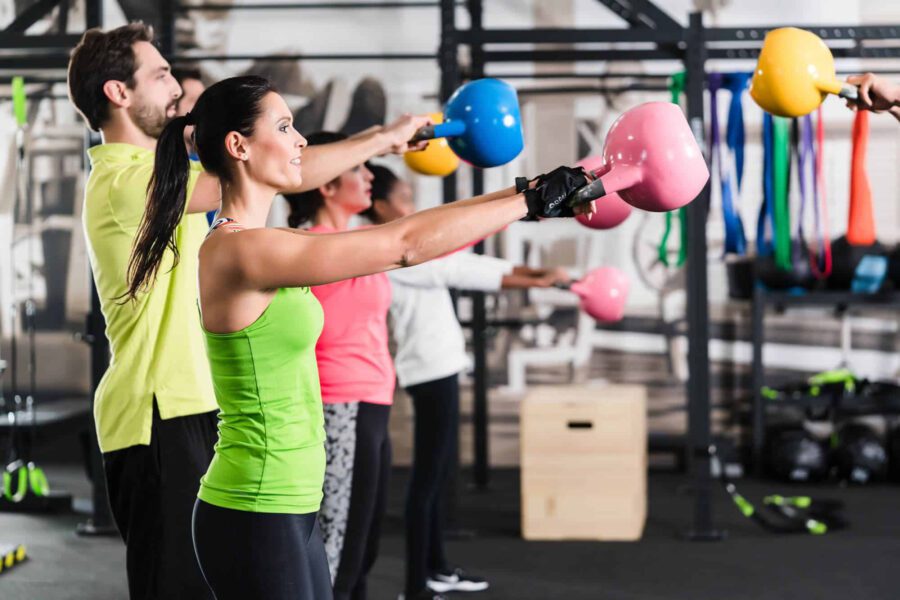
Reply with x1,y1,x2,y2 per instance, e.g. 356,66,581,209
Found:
68,23,431,600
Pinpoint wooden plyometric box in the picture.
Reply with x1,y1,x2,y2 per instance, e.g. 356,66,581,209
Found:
520,384,647,541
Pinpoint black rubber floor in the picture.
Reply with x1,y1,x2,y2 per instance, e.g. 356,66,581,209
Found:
1,465,898,599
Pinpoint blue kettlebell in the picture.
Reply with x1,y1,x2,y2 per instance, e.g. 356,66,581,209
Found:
411,78,523,168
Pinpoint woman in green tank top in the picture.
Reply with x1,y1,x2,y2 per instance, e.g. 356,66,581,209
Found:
123,75,597,599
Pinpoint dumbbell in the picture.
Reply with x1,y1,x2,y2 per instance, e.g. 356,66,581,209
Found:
409,78,523,168
570,102,709,212
750,27,858,118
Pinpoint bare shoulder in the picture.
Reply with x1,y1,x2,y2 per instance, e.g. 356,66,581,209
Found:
200,227,296,277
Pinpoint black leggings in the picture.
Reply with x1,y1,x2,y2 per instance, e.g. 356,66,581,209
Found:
192,499,332,600
404,374,458,595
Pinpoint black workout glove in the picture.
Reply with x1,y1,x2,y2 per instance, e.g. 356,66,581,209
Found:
520,166,589,221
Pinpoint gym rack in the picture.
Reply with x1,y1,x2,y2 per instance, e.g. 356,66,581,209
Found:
751,288,900,473
436,0,900,541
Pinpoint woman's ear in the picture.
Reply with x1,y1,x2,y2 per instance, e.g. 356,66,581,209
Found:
224,131,250,162
318,176,341,199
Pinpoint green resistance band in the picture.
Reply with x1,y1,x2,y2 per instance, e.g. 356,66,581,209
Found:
12,76,26,127
660,71,688,268
772,115,792,271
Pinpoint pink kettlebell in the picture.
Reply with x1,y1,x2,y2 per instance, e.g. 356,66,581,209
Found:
574,156,632,230
562,267,630,323
571,102,709,212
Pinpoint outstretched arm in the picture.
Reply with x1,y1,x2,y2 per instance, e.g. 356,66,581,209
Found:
230,185,528,290
501,266,571,289
285,114,431,191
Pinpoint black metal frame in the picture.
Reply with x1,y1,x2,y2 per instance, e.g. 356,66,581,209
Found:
437,1,900,540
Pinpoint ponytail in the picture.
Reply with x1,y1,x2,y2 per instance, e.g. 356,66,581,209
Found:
121,115,192,302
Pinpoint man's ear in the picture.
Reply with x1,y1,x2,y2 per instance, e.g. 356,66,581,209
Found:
101,80,131,109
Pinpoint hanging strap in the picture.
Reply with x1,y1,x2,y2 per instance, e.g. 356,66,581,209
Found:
719,72,750,255
796,116,811,248
756,113,791,270
810,107,832,278
772,115,792,270
847,109,876,245
757,113,775,258
660,71,688,267
724,72,751,190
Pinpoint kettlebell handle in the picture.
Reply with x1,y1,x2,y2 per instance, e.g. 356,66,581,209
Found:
569,178,608,206
839,84,859,101
409,120,467,143
817,80,859,101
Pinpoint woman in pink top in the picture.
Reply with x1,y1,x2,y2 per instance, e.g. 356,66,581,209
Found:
284,131,395,600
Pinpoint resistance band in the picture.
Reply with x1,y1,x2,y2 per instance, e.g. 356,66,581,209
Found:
659,71,688,267
795,116,812,271
710,72,751,256
810,107,832,278
847,109,876,245
757,113,792,270
773,115,792,270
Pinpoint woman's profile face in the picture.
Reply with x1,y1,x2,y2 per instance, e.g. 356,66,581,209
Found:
244,92,307,191
329,163,374,216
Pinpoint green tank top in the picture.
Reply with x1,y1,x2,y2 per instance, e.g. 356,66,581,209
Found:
198,287,326,514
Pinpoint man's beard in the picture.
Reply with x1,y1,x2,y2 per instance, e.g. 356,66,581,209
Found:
130,98,174,139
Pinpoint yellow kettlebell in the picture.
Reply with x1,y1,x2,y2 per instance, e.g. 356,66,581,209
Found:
750,27,858,118
404,112,460,177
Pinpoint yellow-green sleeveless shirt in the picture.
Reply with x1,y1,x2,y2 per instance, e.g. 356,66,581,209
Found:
198,287,326,514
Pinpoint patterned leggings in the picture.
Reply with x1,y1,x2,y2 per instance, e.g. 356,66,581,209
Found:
319,402,392,600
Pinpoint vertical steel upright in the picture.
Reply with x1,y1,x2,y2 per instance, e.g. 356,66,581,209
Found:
159,0,176,57
466,0,490,489
682,11,723,541
77,0,117,537
85,0,102,31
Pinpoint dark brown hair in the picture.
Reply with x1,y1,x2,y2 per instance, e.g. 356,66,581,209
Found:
360,163,400,222
67,23,154,131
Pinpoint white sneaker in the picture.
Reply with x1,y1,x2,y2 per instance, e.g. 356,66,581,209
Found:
427,567,490,593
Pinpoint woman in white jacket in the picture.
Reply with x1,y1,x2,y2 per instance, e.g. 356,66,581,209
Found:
364,164,568,600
